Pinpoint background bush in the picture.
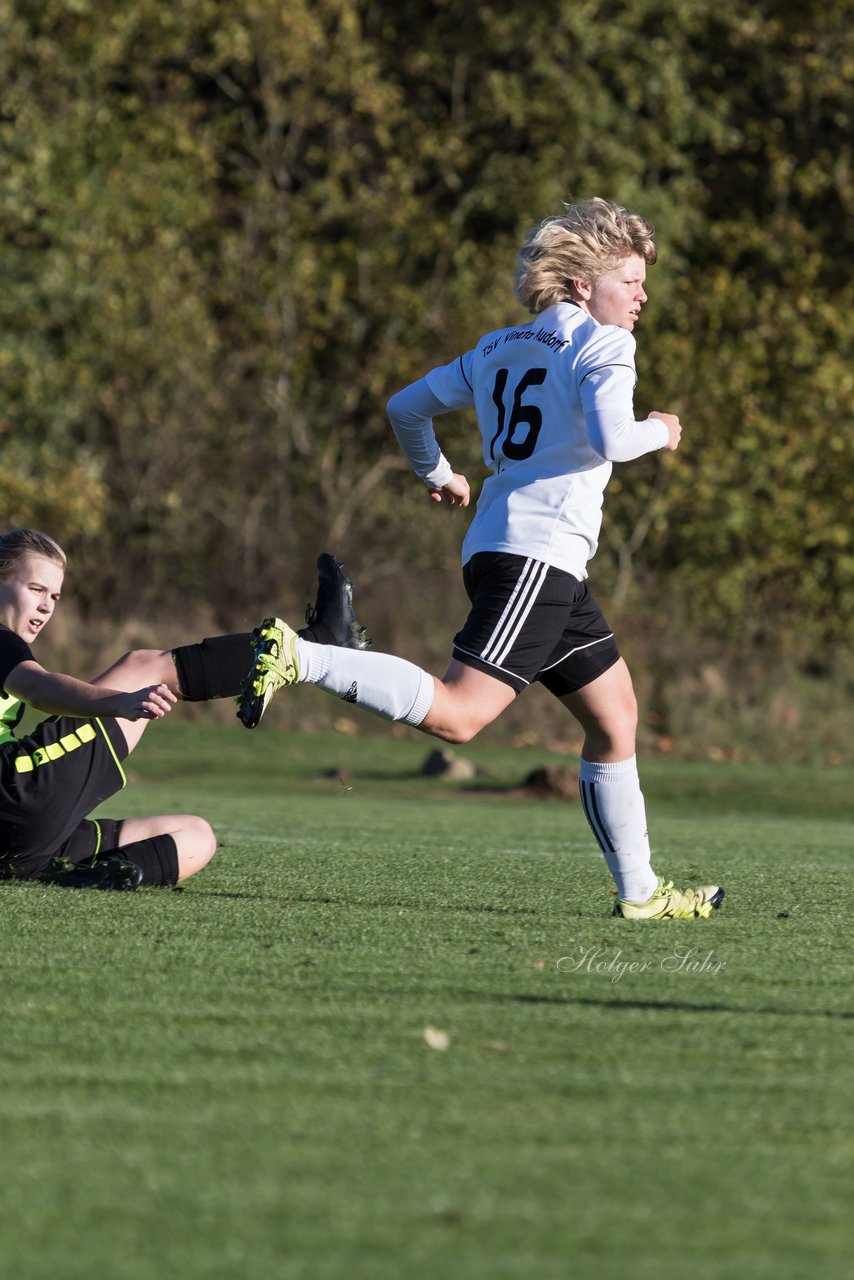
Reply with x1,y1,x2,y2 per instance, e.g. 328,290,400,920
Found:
1,0,851,758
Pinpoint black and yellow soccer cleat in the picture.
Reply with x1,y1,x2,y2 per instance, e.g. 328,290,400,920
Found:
236,617,300,729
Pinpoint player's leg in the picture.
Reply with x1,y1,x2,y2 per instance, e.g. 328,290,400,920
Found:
91,553,371,749
91,640,248,754
556,660,723,919
560,656,639,762
237,554,562,736
536,580,724,920
559,659,658,903
239,624,515,738
35,812,214,889
114,813,216,883
89,648,181,752
421,658,516,742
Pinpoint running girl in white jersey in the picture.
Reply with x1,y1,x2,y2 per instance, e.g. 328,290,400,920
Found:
239,198,724,921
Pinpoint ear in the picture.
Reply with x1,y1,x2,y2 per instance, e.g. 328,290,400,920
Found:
569,278,592,302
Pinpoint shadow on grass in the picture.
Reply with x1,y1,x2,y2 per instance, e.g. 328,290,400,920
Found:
185,889,541,916
492,991,854,1020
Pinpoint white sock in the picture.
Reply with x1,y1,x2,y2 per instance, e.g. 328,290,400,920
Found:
578,756,658,903
294,639,434,727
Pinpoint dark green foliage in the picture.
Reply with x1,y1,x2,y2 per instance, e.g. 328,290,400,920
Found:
0,2,851,652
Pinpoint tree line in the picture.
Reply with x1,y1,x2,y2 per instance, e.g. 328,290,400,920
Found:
1,0,851,681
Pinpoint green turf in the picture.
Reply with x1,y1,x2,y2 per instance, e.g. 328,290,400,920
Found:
1,722,852,1279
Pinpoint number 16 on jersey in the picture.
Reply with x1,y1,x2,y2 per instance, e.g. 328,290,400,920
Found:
489,367,548,462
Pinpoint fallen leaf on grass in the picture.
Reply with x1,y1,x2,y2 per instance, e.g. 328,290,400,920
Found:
422,1025,451,1051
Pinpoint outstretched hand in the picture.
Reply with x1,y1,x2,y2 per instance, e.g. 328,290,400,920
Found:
429,473,471,507
119,684,178,721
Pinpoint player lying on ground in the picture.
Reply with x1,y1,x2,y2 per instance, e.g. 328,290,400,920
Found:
0,528,368,890
237,198,725,921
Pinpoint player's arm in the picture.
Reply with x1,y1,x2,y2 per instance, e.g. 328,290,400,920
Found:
387,353,474,506
4,659,176,721
580,331,678,461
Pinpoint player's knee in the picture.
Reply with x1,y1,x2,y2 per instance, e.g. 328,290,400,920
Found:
133,647,174,672
583,697,637,758
436,720,480,745
193,816,217,861
175,816,217,882
605,674,638,747
620,688,638,738
426,683,497,744
118,647,173,684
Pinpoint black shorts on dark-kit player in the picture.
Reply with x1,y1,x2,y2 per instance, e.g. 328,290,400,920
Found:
0,714,130,879
453,552,620,696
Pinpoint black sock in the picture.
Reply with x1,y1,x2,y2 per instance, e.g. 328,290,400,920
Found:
106,835,179,886
172,633,254,700
174,623,329,700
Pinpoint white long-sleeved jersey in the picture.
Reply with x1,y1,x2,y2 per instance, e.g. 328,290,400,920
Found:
387,301,669,580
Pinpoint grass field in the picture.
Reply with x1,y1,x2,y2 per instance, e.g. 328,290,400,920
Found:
2,720,852,1280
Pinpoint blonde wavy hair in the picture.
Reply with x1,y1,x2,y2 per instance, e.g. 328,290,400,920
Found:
0,528,67,580
515,198,657,314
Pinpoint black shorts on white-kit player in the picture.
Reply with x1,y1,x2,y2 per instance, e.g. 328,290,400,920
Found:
453,552,620,697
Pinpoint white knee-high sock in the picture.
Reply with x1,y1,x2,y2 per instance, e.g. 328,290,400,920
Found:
578,756,658,903
294,638,434,727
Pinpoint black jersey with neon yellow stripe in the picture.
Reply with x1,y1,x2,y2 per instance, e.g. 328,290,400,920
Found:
0,626,33,746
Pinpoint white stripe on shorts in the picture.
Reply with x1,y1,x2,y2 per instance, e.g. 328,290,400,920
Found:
480,558,550,667
538,633,614,673
453,644,531,686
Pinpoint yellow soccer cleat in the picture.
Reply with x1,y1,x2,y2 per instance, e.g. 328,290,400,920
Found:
614,876,725,920
236,617,300,729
